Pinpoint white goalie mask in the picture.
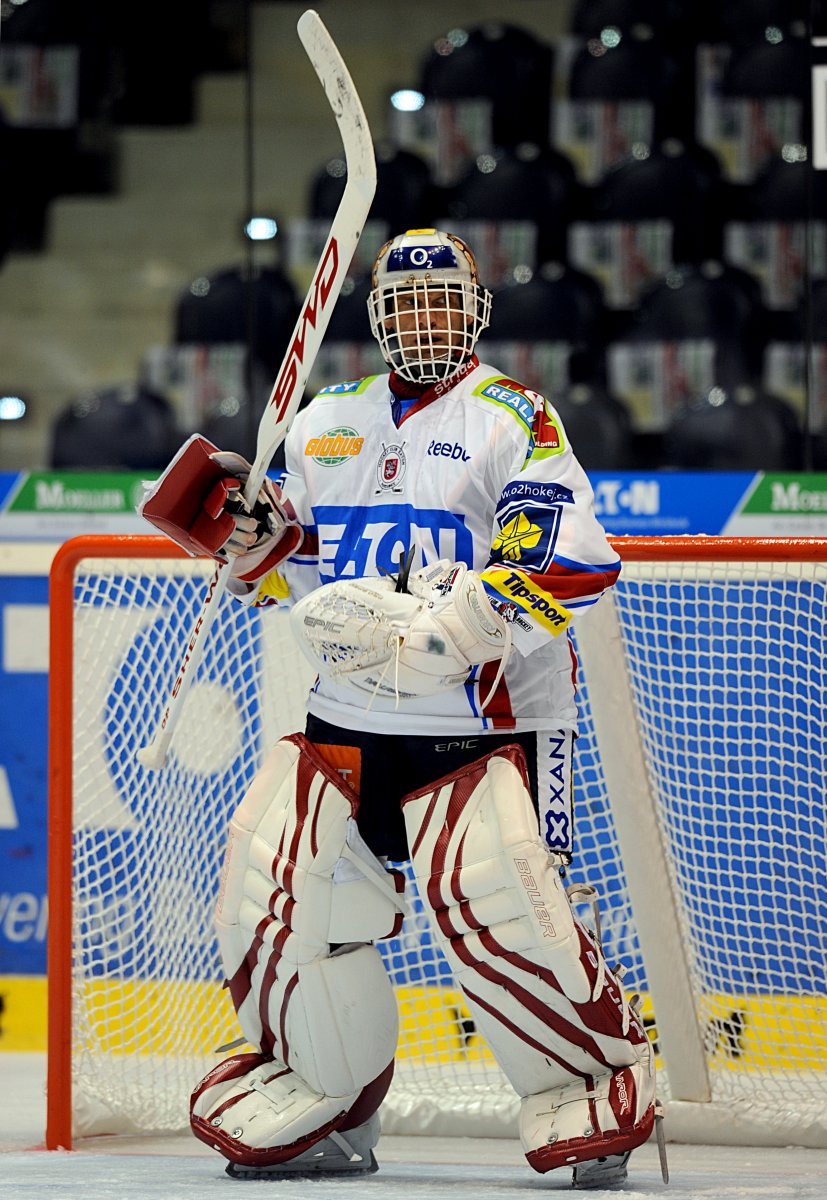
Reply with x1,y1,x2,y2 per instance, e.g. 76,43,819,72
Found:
367,228,492,384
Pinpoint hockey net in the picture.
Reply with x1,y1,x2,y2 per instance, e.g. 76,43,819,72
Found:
47,534,827,1148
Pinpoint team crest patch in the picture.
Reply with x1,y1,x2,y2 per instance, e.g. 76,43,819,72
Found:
305,426,364,465
375,441,407,493
492,513,543,562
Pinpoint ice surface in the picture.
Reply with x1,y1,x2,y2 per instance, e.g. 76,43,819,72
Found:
3,1055,826,1200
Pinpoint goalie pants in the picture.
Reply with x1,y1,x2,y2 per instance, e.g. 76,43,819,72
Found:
304,713,575,860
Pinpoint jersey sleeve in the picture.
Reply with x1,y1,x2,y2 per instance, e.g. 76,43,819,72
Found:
479,395,620,654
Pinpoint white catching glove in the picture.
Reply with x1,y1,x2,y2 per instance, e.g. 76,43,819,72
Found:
290,561,511,703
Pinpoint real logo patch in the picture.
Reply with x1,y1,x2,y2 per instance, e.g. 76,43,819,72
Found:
305,426,364,465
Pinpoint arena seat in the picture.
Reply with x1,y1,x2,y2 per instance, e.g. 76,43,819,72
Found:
664,385,802,469
444,144,579,264
418,23,553,148
567,32,692,140
486,263,607,381
174,264,299,379
552,382,637,470
50,384,180,470
309,144,435,231
588,140,727,263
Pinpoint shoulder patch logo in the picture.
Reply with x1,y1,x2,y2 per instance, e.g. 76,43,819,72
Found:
491,513,544,562
305,426,364,465
473,376,539,432
529,400,565,459
317,376,377,395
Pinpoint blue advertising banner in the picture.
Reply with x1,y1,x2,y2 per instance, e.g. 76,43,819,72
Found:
592,472,755,534
0,565,50,976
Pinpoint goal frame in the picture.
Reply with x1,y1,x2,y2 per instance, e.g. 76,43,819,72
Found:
46,533,827,1151
48,536,190,1150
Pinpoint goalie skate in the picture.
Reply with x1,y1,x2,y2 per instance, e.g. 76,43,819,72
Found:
572,1151,630,1189
223,1114,380,1179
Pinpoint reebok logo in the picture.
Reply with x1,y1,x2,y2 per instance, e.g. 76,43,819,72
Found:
427,440,471,462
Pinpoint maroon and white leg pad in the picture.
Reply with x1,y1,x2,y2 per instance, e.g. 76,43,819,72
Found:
190,734,406,1171
401,744,656,1175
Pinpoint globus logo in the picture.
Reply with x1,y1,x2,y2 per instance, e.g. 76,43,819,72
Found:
305,426,364,465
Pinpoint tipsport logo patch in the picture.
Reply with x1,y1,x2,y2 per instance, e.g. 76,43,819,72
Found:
304,426,364,465
483,566,572,636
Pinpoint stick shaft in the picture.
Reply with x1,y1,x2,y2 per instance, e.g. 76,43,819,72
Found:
138,10,375,769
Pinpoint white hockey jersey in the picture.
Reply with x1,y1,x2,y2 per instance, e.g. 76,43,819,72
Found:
263,356,620,736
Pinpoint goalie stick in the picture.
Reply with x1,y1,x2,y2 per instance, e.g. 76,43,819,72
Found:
137,9,376,769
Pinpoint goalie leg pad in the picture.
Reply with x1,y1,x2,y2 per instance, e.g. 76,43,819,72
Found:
190,1051,391,1170
401,744,656,1173
192,735,403,1166
215,732,404,1096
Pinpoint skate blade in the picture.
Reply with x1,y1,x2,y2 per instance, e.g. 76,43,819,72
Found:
225,1150,378,1179
655,1100,670,1184
572,1151,631,1190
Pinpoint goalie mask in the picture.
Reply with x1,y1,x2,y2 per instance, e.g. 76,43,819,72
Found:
367,228,492,384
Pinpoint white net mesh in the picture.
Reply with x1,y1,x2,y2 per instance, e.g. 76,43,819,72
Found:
576,557,827,1128
52,540,827,1141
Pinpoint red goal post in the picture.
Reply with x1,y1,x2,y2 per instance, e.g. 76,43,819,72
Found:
47,534,827,1149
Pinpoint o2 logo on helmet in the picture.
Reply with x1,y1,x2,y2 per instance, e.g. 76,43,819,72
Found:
375,441,407,493
409,247,432,267
387,243,458,273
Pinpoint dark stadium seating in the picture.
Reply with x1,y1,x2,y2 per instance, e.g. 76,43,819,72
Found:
418,23,553,149
174,264,299,380
50,384,180,470
443,144,580,264
664,385,802,469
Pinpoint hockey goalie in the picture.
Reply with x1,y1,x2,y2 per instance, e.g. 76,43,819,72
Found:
141,229,663,1187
